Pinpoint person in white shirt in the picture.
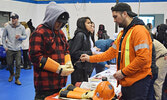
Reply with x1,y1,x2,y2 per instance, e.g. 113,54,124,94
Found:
21,21,31,69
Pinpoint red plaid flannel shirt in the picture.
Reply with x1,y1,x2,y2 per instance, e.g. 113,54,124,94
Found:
29,24,69,92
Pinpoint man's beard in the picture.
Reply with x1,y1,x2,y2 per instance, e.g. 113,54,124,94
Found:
119,24,124,28
118,18,126,28
12,21,17,26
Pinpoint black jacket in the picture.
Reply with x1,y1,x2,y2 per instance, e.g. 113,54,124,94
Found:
69,32,94,74
70,32,92,62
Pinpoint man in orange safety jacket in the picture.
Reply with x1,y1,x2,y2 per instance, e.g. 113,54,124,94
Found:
80,3,152,100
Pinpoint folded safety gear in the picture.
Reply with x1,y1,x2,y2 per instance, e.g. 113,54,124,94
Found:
59,89,85,99
82,90,95,99
93,81,115,100
59,81,115,99
40,57,60,73
59,86,94,99
64,54,71,64
66,84,89,93
40,57,74,76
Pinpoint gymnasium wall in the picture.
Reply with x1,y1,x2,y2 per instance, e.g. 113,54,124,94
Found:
0,0,167,39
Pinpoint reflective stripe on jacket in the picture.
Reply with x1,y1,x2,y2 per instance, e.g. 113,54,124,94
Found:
90,25,152,86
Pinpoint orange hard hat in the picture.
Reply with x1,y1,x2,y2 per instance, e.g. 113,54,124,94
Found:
93,81,115,100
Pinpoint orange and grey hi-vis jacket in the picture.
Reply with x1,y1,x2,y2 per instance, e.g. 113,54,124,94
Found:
89,18,152,87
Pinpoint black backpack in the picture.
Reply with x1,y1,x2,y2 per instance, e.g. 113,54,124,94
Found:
68,39,74,53
68,34,86,54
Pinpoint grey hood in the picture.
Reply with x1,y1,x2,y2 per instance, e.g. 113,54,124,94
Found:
43,2,69,31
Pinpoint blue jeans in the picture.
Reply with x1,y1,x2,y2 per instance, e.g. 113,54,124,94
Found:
122,75,151,100
94,63,105,74
147,74,157,100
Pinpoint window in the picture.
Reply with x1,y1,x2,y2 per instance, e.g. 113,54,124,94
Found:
0,11,11,27
139,15,155,27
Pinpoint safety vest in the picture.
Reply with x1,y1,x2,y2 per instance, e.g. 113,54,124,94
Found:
89,25,152,86
116,29,134,67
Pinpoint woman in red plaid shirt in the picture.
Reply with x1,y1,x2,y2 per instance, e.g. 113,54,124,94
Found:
29,2,74,100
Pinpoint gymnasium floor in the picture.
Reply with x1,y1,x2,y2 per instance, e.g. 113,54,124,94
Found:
0,65,96,100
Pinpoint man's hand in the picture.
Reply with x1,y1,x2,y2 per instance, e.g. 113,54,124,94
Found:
57,65,74,76
5,48,8,51
80,54,90,62
105,64,111,68
15,35,20,39
164,55,167,60
113,70,125,80
92,47,101,55
94,46,101,52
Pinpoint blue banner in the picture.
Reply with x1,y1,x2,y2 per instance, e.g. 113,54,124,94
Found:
14,0,167,4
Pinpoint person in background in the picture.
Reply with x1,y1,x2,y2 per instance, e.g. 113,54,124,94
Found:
145,25,158,100
20,21,31,69
156,24,167,48
2,13,27,85
27,19,35,34
80,3,152,100
29,2,74,100
90,21,100,55
90,21,108,74
0,22,9,69
162,74,167,100
147,23,158,40
147,23,153,32
69,17,97,85
153,39,167,100
97,24,109,40
94,39,114,73
90,22,95,44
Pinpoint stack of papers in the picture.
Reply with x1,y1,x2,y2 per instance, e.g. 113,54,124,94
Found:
80,65,121,96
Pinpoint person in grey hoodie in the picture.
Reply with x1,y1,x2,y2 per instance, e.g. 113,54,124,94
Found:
29,2,74,100
2,13,26,85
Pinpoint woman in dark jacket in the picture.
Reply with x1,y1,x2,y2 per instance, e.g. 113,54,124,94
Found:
69,17,94,85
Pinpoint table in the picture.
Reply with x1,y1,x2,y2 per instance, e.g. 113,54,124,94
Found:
45,64,121,100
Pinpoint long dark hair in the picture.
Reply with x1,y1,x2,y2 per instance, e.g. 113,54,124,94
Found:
91,21,95,44
97,24,107,40
74,17,92,36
